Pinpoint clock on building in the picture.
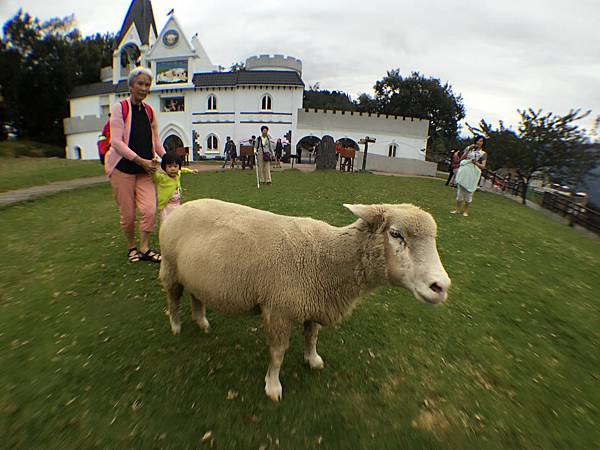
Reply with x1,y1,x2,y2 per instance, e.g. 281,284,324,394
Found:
163,30,179,47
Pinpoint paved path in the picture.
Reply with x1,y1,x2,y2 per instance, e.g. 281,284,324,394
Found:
0,162,316,208
0,176,110,208
0,163,225,208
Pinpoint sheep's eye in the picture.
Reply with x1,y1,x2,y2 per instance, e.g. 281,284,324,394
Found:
389,229,405,241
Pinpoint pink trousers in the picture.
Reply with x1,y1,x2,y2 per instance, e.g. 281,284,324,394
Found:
110,169,157,234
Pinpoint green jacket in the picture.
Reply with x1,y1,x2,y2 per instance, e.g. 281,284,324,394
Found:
152,168,194,209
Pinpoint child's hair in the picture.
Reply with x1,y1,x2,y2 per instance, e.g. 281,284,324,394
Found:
161,152,183,171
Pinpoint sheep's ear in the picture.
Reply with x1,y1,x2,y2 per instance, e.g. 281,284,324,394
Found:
343,204,385,228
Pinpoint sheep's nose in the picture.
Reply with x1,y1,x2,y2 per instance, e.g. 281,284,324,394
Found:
429,276,451,300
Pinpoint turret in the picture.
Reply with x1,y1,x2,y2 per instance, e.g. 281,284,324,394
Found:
245,54,302,76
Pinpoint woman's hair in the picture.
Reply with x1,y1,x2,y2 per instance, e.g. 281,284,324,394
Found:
260,125,269,132
473,135,486,149
128,67,153,87
161,152,182,171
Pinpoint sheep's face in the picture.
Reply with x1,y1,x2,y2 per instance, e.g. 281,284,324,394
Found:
345,203,451,304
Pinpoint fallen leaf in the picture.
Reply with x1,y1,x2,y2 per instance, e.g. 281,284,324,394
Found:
201,431,212,443
227,390,239,400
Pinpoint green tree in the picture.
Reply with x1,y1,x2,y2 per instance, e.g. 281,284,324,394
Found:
469,109,596,204
356,70,465,162
0,10,114,146
229,61,245,72
303,86,356,111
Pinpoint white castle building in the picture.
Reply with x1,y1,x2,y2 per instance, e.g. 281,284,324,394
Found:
64,0,432,171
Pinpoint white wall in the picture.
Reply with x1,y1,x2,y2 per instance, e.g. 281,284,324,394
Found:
70,97,101,117
353,152,437,177
294,128,427,160
185,86,302,158
295,109,429,160
66,132,102,160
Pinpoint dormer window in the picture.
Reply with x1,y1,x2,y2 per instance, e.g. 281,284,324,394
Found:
207,94,217,111
260,94,272,111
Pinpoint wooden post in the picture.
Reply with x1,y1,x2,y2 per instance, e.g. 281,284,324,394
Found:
358,136,376,172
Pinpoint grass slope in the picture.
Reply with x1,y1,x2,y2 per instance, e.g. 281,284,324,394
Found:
1,170,599,449
0,157,104,193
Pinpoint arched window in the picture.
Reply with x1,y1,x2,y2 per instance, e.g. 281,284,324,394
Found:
260,94,272,111
207,94,217,111
388,144,397,158
207,134,219,151
74,146,82,160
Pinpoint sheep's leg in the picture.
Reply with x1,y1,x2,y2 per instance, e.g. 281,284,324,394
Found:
190,294,210,333
160,261,183,335
262,311,292,402
165,283,183,335
303,321,325,369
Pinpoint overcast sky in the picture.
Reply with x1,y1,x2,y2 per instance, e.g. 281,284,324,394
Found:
2,0,599,137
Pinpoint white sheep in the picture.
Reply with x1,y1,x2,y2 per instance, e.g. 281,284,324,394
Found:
159,199,450,401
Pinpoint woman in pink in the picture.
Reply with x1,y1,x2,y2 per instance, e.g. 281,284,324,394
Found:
445,149,462,187
105,67,165,263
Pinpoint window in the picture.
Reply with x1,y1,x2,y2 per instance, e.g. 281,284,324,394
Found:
207,134,219,151
161,97,185,112
207,94,217,111
74,146,82,160
388,144,397,158
260,94,272,111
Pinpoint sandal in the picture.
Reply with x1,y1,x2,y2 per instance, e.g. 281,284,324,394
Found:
140,249,161,263
128,247,141,263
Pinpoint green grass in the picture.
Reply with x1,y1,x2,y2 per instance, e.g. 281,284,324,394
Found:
1,170,599,449
0,157,104,192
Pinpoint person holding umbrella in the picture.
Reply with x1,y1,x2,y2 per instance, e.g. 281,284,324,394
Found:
255,126,273,185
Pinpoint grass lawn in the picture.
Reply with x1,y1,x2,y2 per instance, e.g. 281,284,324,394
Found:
0,157,104,193
1,170,599,449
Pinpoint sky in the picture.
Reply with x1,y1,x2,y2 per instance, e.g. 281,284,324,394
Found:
2,0,599,138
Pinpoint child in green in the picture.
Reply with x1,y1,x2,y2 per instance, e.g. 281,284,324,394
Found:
152,152,197,223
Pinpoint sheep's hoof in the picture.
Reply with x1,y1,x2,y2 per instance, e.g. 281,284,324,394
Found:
304,353,325,370
195,318,210,334
170,321,181,335
265,379,282,402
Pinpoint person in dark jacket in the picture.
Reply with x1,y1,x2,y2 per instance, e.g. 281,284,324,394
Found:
274,138,283,168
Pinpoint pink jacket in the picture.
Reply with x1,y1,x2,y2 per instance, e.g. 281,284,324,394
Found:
104,97,165,177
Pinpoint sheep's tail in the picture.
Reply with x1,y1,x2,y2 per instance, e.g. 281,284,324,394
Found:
159,258,178,292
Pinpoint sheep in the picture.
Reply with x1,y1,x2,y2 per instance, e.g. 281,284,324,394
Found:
159,199,450,401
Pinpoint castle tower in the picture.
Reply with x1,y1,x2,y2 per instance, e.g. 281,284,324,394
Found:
112,0,158,83
245,54,302,76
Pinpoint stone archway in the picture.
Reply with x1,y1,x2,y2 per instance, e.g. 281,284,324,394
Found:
163,134,184,153
337,137,359,151
296,136,321,164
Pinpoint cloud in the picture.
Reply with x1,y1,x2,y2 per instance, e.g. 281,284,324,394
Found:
2,0,598,134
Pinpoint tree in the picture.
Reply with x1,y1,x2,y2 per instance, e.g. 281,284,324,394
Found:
469,109,597,204
355,93,379,114
356,70,465,162
467,119,523,171
303,87,356,111
229,61,245,72
591,115,600,143
0,10,114,145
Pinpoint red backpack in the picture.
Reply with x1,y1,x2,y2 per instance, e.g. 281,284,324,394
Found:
100,100,154,157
